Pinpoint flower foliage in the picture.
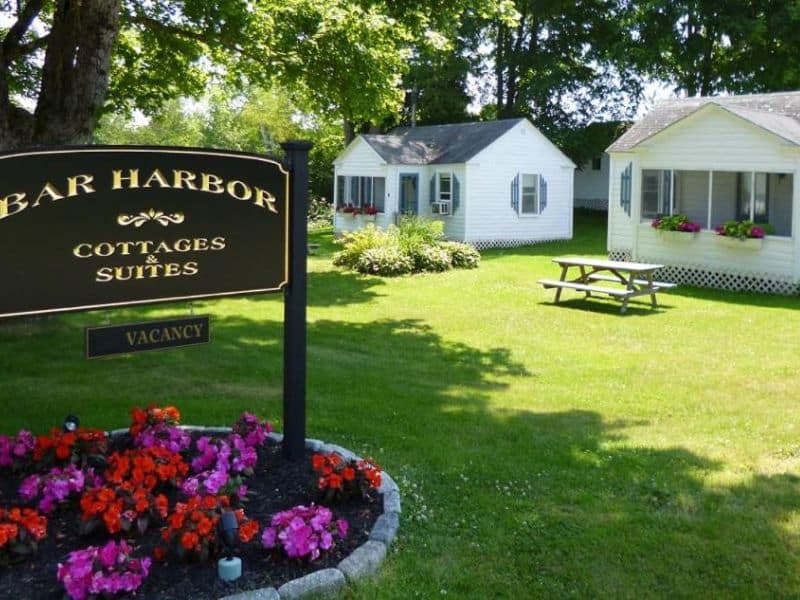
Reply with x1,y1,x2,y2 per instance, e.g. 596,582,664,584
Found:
182,434,256,498
133,423,191,454
79,484,169,536
651,214,701,232
32,428,107,468
311,453,382,503
105,447,189,492
714,220,767,239
182,414,269,499
129,405,181,438
78,447,184,536
261,504,348,561
0,506,47,564
19,464,102,514
57,539,151,600
0,429,35,471
232,412,273,448
156,495,258,562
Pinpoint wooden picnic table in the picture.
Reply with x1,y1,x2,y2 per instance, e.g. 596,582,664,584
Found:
538,256,676,314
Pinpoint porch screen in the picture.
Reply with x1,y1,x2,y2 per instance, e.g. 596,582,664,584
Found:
335,176,386,211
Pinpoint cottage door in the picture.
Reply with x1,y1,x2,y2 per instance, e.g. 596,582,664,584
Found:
399,174,419,215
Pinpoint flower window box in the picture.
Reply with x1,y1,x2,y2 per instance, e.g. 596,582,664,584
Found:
656,230,698,243
715,236,764,250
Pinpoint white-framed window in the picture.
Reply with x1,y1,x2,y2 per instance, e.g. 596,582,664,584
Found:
335,175,386,212
430,172,460,216
510,172,547,216
640,169,793,236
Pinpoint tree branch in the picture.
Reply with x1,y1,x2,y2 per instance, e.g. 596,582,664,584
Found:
125,13,269,66
1,0,46,59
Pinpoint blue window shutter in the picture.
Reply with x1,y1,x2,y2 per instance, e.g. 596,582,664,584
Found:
510,174,519,213
430,175,436,204
620,163,632,216
539,176,548,213
452,175,460,214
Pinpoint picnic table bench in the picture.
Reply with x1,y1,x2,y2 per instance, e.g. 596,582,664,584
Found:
538,256,676,314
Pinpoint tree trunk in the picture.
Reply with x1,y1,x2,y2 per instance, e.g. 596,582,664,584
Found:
494,21,506,117
343,119,355,146
0,0,122,151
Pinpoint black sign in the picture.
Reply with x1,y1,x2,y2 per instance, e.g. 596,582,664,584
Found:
0,147,289,318
86,315,211,359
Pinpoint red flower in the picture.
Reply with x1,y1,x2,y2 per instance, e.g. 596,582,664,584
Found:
181,531,199,551
238,520,260,543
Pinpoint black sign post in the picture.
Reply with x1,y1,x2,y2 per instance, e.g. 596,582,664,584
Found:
281,141,312,461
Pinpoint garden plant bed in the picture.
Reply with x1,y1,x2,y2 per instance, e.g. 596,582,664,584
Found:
0,424,388,600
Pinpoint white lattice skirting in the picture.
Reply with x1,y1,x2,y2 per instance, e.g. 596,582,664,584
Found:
470,238,571,251
608,249,800,295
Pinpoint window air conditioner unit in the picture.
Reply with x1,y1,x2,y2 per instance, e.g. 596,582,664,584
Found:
431,201,451,215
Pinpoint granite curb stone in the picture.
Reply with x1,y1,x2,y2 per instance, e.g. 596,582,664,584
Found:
336,541,387,581
382,490,401,514
369,512,400,546
277,568,346,599
377,473,398,495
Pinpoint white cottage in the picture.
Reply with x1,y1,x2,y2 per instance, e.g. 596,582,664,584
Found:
333,118,575,248
607,92,800,294
574,153,610,211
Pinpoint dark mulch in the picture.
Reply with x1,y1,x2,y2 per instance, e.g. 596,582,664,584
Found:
0,436,381,599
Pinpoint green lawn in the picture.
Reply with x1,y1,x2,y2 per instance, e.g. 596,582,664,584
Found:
3,210,800,598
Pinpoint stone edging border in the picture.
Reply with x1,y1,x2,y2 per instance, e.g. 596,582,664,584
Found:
107,427,400,600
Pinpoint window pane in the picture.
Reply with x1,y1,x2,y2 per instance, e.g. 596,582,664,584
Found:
754,173,768,222
439,173,451,202
360,177,372,206
336,176,346,208
711,171,739,226
737,172,752,220
674,170,709,228
521,173,538,214
641,169,671,219
766,173,793,236
373,177,386,212
348,176,359,205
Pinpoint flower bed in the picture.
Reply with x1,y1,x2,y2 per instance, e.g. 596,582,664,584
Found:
0,407,387,599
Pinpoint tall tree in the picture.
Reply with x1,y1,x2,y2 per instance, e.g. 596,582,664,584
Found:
1,0,516,150
480,0,641,160
625,0,800,96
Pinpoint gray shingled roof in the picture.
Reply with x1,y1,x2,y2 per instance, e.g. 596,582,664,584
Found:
607,91,800,152
360,118,526,165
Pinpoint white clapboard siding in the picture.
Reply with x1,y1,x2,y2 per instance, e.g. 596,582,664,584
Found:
637,108,797,172
637,227,794,277
464,120,574,244
422,164,467,240
607,153,636,253
608,104,800,283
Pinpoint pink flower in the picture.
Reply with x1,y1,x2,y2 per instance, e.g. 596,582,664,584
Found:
262,504,348,561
